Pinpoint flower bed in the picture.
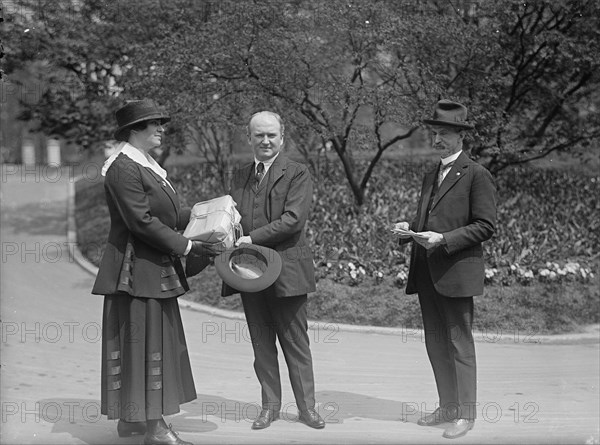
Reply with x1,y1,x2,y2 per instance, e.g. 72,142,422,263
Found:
77,157,599,333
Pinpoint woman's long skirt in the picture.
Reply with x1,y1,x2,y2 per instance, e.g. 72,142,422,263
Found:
100,294,196,421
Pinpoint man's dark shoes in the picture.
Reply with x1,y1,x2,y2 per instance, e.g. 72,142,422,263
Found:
251,409,280,430
443,419,474,439
144,422,192,445
417,407,456,426
117,419,146,437
298,408,325,429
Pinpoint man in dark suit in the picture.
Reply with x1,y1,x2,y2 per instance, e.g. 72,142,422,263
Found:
222,111,325,430
393,100,497,439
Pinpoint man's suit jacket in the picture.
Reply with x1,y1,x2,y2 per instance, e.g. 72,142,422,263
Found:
92,153,191,299
222,155,316,297
405,151,497,297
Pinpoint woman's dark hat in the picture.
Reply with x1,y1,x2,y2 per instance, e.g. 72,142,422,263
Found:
214,245,282,293
114,99,171,140
423,99,474,130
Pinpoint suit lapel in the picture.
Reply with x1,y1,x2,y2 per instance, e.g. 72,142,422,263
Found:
238,163,254,191
430,152,469,211
265,155,286,195
265,155,287,222
144,168,180,217
417,166,438,231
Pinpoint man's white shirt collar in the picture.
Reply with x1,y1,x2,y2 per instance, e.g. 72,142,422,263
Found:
254,152,280,174
440,150,461,166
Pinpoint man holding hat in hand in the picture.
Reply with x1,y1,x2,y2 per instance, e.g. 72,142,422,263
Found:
221,111,325,430
393,100,497,439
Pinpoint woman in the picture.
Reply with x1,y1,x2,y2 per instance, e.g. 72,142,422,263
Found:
92,99,215,445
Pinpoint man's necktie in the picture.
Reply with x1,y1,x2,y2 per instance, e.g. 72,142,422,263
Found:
437,161,455,187
255,162,265,185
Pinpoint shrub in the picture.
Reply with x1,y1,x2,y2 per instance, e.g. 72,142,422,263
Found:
76,157,599,333
298,159,598,286
80,158,599,283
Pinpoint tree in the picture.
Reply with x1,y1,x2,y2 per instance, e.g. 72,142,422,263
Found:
2,0,131,148
140,0,599,202
392,0,600,173
4,0,599,202
479,0,600,172
138,0,434,205
185,114,238,194
2,0,219,156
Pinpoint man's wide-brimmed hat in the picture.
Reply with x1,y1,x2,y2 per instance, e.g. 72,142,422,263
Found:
214,245,282,293
423,99,474,130
114,99,171,141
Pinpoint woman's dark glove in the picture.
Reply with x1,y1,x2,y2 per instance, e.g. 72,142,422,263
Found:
185,241,224,277
190,240,223,257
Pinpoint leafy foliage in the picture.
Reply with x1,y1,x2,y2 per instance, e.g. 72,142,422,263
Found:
449,0,600,172
6,0,599,205
77,156,599,284
75,157,599,332
2,0,130,146
307,159,599,286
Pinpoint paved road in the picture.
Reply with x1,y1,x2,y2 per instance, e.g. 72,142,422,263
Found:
1,165,599,444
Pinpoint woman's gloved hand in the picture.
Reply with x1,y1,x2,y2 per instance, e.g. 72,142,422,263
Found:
185,241,224,277
189,240,223,258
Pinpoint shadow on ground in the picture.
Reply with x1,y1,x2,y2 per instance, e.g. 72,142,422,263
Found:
38,391,429,442
37,398,217,444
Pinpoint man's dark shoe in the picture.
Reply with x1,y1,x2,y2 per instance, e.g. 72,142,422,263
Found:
442,419,474,439
417,407,457,426
298,408,325,429
251,409,280,430
117,419,146,437
143,423,192,445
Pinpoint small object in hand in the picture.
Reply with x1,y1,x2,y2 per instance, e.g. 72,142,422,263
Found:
392,228,415,236
183,195,242,251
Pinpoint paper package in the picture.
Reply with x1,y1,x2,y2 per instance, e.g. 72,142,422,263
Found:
183,195,242,249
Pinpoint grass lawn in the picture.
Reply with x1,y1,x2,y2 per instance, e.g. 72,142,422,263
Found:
183,266,600,336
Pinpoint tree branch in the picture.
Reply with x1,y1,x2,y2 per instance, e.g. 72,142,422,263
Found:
360,124,418,190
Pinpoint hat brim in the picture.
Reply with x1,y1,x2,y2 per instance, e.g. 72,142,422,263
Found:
113,114,171,140
214,245,282,293
423,119,474,130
